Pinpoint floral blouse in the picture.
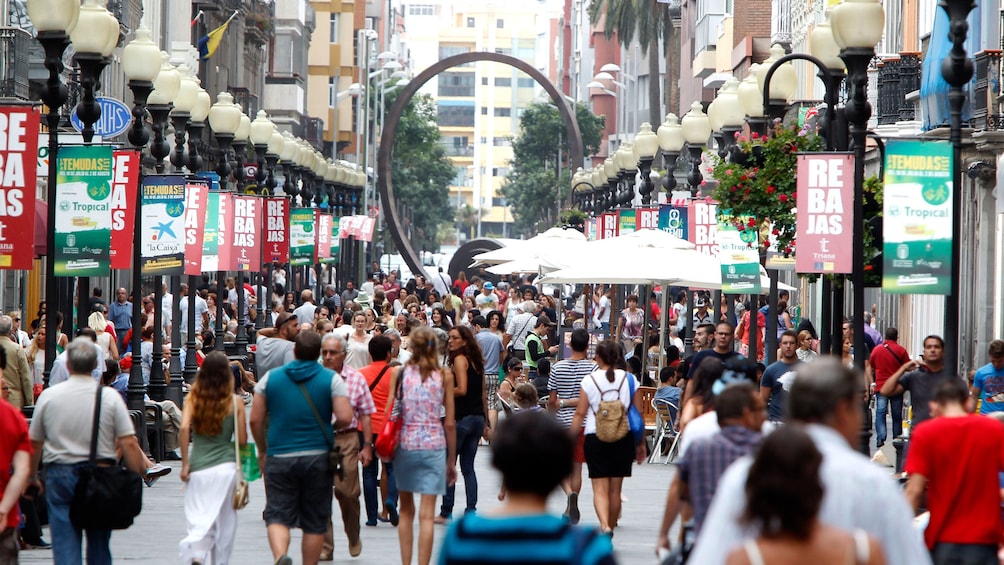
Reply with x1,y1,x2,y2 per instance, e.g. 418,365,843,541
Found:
399,364,446,451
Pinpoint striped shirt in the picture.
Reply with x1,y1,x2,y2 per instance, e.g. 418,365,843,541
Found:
547,358,598,428
438,513,616,565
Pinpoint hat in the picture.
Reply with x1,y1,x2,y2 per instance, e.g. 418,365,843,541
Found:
275,312,298,330
535,314,556,327
483,281,494,290
355,290,371,309
695,298,707,308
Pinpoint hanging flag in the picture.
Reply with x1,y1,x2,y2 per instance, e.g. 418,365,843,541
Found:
190,10,204,27
197,10,238,60
263,196,289,263
231,195,261,272
183,180,209,275
202,191,220,271
110,150,140,269
55,145,114,276
0,107,40,270
140,175,185,275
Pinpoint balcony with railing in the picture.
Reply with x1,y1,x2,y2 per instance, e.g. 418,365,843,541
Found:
440,144,474,157
969,50,1002,131
771,0,792,49
876,53,921,125
0,28,31,101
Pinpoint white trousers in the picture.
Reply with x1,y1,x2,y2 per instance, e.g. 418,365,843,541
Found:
179,462,238,565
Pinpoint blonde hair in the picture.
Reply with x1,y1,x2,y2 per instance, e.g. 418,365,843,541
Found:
407,326,441,379
87,311,107,333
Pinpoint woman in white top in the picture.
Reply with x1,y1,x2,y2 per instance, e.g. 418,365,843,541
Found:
568,340,645,534
88,311,119,362
344,312,373,370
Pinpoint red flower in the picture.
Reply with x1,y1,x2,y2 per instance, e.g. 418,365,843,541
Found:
766,185,775,194
772,228,780,236
747,218,757,228
778,194,789,203
744,188,750,195
740,174,748,181
730,186,737,192
701,180,707,186
752,132,760,140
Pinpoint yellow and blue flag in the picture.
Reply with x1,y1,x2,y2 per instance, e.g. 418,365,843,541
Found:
198,10,238,60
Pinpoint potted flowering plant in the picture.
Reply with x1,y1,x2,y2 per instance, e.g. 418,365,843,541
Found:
710,120,823,256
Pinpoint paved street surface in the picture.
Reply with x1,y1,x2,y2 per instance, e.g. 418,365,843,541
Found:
20,446,678,564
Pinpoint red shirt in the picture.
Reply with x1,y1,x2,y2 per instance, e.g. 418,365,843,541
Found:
0,401,31,529
869,340,909,389
359,361,394,433
905,415,1004,549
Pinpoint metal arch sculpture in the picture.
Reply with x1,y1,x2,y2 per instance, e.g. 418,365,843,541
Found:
378,51,584,280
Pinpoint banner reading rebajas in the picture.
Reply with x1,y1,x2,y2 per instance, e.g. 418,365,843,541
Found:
140,175,185,275
231,195,260,271
688,200,719,257
110,150,140,269
0,107,39,269
317,213,332,261
55,145,113,276
882,139,953,294
263,196,289,263
795,153,854,274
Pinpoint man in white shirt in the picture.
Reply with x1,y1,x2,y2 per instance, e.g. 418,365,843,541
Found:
686,358,930,565
178,283,209,346
592,286,612,334
503,301,537,361
475,282,499,312
292,290,318,326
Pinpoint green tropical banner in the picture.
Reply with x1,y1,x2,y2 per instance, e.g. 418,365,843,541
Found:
290,207,316,266
202,191,220,271
54,145,113,276
716,210,762,293
882,139,953,294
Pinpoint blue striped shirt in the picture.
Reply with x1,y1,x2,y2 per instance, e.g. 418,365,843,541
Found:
438,513,617,565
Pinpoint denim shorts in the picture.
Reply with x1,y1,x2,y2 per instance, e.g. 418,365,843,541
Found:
264,453,333,534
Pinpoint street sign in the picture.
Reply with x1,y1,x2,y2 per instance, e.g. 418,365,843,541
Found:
70,96,131,138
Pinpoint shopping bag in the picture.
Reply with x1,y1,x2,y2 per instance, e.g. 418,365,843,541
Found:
239,443,261,482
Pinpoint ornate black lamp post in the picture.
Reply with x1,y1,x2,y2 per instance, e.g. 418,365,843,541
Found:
28,0,79,385
634,123,660,206
940,0,976,378
680,102,711,198
123,24,167,412
657,113,686,199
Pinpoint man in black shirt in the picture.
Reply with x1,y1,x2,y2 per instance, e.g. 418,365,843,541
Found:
684,321,742,405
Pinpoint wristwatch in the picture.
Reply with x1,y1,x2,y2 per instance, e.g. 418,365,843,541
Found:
559,399,565,408
365,442,375,448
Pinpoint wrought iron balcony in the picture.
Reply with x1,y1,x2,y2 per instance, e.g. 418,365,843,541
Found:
876,52,921,125
970,50,1002,131
0,27,31,101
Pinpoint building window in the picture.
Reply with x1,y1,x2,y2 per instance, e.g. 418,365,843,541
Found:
408,4,434,15
494,48,512,55
496,18,504,28
329,13,338,43
493,107,511,117
494,77,511,87
492,167,510,177
438,71,476,97
437,103,476,127
467,17,475,27
480,107,488,115
481,77,488,85
329,77,335,106
516,77,535,88
493,137,512,146
439,45,473,66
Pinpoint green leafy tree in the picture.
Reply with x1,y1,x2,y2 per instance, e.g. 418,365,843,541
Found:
385,92,456,251
456,204,483,240
501,102,605,237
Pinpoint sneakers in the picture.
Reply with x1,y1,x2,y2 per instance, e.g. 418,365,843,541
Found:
275,556,293,565
349,536,363,557
871,449,891,467
566,492,580,525
318,551,333,561
145,463,172,487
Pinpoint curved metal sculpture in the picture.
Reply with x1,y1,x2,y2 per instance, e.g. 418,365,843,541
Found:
378,52,584,280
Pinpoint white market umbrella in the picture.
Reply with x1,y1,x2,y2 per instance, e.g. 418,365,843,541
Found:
470,227,586,267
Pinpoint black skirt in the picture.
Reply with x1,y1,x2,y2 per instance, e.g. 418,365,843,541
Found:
583,432,635,478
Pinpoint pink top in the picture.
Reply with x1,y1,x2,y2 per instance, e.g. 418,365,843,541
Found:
399,364,446,451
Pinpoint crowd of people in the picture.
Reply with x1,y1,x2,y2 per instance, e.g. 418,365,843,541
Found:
4,267,1004,565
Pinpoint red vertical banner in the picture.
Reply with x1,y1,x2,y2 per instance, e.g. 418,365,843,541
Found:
636,208,659,230
688,199,720,257
795,153,854,273
183,180,209,275
0,107,39,269
317,213,331,259
600,213,618,239
359,216,376,242
338,215,351,239
109,150,140,269
263,196,289,263
218,192,235,270
231,195,261,272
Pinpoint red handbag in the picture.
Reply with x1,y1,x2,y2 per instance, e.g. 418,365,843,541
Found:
375,369,404,461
